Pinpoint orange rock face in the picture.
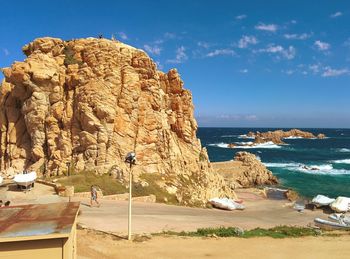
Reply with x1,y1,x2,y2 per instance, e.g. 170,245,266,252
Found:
0,37,234,205
233,152,278,187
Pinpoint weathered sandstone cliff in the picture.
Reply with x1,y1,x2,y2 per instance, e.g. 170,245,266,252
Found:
212,152,278,188
0,37,234,205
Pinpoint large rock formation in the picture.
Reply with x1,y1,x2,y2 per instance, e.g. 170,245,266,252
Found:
0,37,235,205
212,152,278,188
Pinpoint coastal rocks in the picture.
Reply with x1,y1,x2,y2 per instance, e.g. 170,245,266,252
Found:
0,37,235,206
233,152,278,187
317,133,326,139
212,152,278,189
239,129,326,146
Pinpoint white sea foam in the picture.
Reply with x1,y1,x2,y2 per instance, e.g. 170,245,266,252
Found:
233,141,282,149
333,159,350,164
221,135,237,137
264,162,350,175
235,141,254,145
237,134,255,139
263,162,300,168
208,141,281,149
208,143,229,148
338,148,350,153
283,136,303,139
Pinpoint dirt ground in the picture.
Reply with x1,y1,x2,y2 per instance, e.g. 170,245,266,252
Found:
75,188,326,235
77,229,350,259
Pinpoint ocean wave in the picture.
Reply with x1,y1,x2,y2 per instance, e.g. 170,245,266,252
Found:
233,141,282,149
264,162,350,175
221,135,237,137
208,142,229,148
338,148,350,153
283,136,303,139
237,134,255,139
263,162,300,168
208,141,281,149
333,159,350,164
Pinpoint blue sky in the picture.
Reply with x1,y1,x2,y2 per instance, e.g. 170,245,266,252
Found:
1,0,350,127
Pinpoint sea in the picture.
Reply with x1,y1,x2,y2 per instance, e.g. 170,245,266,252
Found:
197,128,350,199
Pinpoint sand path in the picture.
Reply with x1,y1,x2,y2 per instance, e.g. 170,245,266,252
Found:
76,190,326,235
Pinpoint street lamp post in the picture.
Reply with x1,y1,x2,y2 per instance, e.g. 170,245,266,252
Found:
66,161,71,177
125,152,136,241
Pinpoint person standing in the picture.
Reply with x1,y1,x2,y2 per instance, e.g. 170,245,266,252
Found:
90,185,100,207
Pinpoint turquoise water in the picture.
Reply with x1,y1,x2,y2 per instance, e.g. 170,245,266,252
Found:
197,128,350,198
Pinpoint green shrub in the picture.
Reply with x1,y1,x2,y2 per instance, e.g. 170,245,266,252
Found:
161,226,320,238
63,46,83,66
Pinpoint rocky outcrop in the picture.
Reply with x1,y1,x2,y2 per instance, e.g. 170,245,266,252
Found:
0,37,235,205
212,152,278,188
233,152,278,187
243,129,325,145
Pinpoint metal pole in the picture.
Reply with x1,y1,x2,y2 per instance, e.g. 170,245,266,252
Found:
128,162,132,240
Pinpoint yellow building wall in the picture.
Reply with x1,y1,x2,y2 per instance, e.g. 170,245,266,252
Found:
0,238,65,259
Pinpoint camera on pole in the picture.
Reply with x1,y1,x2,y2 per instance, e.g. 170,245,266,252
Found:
125,152,136,165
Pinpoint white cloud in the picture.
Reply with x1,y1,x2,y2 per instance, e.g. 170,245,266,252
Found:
155,61,163,70
118,32,128,40
290,20,297,24
255,23,278,32
236,14,247,20
2,48,9,56
343,38,350,47
245,115,257,121
258,44,296,60
314,40,330,51
284,33,311,40
309,64,321,74
322,67,349,77
330,11,342,18
238,35,258,48
143,44,162,55
206,49,235,57
216,114,241,120
167,46,188,63
164,32,176,39
197,41,210,49
283,69,294,75
239,69,248,73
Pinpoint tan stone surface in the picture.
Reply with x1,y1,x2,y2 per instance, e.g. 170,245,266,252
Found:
212,151,278,188
0,37,234,205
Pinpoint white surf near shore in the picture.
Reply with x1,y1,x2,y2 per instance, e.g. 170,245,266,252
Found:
237,134,255,139
337,148,350,153
333,159,350,164
209,141,281,149
264,162,350,175
283,136,303,139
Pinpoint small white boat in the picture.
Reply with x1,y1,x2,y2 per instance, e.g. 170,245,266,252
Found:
312,194,335,207
330,197,350,213
209,198,245,211
314,218,350,230
14,171,37,190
